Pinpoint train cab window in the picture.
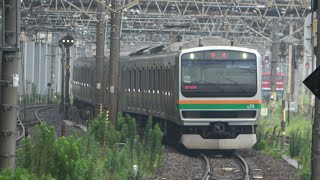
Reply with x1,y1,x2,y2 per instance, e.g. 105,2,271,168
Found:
181,51,257,97
262,75,270,81
276,76,284,81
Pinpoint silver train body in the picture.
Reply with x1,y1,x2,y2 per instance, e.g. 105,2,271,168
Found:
73,38,262,149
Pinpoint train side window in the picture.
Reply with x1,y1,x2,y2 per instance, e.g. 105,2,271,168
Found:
84,66,87,86
133,68,137,92
73,67,76,82
153,68,155,93
128,69,132,92
86,67,90,87
122,69,125,91
138,69,142,92
91,68,95,87
162,67,165,93
149,69,152,93
157,67,161,94
169,67,172,95
79,68,82,86
145,68,148,92
141,68,144,92
166,67,170,95
123,69,127,91
89,68,92,87
75,67,78,82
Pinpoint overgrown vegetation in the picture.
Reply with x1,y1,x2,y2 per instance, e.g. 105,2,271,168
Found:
1,113,164,179
254,101,312,180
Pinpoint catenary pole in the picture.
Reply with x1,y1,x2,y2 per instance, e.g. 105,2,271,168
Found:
109,0,121,126
59,43,65,114
96,1,105,115
50,33,57,103
270,19,279,112
0,0,20,170
312,1,320,178
65,47,70,120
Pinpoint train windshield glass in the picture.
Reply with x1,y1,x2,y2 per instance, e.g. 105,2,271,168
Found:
180,50,257,97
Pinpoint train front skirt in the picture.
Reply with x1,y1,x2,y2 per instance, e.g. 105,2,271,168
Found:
181,134,257,149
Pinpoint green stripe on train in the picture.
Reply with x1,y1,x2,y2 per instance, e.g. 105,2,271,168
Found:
177,104,262,110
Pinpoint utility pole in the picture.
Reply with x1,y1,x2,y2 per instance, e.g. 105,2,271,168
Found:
59,40,65,113
287,24,294,106
109,0,121,126
312,1,320,178
0,0,20,170
270,19,279,112
96,1,105,115
50,33,57,103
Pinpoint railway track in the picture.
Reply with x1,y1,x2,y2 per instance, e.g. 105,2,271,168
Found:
17,105,47,142
199,151,262,180
155,146,296,179
16,104,60,142
35,105,60,124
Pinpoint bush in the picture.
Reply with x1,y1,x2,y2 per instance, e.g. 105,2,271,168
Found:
0,168,40,180
15,114,164,180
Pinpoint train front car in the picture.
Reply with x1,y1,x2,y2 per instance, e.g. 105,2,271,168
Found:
177,46,262,149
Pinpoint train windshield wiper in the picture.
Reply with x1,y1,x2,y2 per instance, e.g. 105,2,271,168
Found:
223,77,248,92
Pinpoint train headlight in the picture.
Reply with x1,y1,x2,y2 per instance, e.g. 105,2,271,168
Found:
189,53,195,60
242,53,248,59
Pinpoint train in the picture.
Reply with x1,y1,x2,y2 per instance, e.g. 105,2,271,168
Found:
72,37,262,149
261,71,285,101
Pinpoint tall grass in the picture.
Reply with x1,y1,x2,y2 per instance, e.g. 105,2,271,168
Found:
255,102,312,179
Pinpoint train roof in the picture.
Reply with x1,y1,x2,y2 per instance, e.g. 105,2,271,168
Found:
179,46,260,55
128,37,232,57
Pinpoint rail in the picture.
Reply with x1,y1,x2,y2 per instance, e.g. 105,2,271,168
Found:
234,152,250,180
200,153,211,180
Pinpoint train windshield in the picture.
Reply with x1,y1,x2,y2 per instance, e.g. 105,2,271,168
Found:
180,50,257,97
262,74,284,81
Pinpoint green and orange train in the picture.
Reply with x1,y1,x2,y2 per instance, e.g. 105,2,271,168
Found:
73,38,262,149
